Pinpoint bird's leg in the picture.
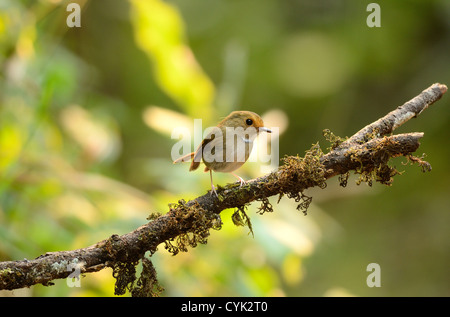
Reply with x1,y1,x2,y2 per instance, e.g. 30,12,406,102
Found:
210,170,218,197
231,172,246,188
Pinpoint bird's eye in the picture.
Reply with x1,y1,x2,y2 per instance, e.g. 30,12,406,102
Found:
246,118,253,125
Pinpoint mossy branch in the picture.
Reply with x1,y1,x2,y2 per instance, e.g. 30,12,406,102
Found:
0,83,447,296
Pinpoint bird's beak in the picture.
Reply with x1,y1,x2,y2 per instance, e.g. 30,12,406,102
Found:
258,127,272,133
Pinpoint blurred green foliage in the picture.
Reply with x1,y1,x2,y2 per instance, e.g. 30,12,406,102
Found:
1,0,449,297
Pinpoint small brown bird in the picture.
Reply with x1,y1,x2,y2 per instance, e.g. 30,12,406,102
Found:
174,111,272,196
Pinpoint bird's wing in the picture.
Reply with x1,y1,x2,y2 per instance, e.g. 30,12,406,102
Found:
189,131,217,171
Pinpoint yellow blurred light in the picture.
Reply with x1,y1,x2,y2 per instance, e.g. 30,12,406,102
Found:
264,218,315,256
143,106,192,136
51,193,98,224
0,14,6,35
323,287,356,297
59,105,119,162
281,253,304,286
262,109,289,135
0,124,24,172
17,24,36,59
130,0,215,120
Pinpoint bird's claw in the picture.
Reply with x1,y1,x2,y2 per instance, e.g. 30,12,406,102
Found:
235,175,246,188
210,185,219,198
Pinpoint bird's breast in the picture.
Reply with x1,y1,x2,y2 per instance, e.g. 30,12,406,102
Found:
202,132,254,172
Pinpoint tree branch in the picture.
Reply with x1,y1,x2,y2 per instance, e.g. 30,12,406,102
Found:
0,83,447,295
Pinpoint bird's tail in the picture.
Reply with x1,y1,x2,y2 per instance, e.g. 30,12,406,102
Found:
174,149,202,171
173,152,195,164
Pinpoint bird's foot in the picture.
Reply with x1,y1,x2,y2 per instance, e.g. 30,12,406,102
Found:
210,184,219,198
232,173,247,188
238,177,246,188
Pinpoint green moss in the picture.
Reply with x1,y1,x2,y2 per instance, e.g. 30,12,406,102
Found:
146,212,162,221
338,172,350,187
231,205,254,237
350,136,404,186
131,257,164,297
112,260,138,296
0,268,14,276
323,128,346,150
257,197,273,215
164,200,222,256
277,143,327,214
404,154,432,173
